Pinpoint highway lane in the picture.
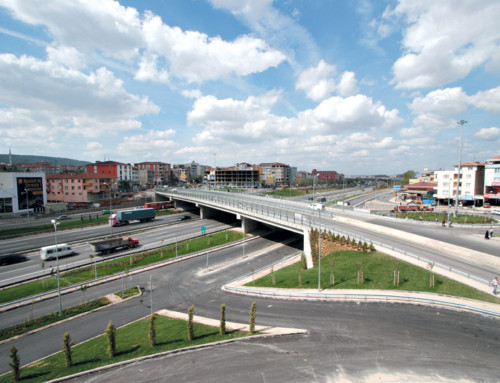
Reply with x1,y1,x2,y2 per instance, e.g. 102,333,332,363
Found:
0,231,302,371
1,227,497,381
0,216,234,287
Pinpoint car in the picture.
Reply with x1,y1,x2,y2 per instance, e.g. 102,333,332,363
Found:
178,215,191,221
0,253,27,266
484,203,491,208
492,209,500,215
56,215,71,220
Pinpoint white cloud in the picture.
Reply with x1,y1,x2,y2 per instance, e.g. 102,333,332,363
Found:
406,87,469,135
475,127,500,140
182,89,202,99
386,0,500,89
135,54,169,83
46,45,86,69
116,129,177,158
0,53,159,144
470,86,500,113
295,61,359,101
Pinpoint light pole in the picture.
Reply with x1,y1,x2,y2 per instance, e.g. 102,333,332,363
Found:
51,219,62,315
318,226,321,292
455,120,467,218
24,188,29,222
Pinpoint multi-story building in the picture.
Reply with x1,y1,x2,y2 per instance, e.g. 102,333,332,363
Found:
134,162,171,185
0,172,47,214
311,169,340,182
46,173,117,203
259,162,290,187
434,162,484,206
418,168,436,183
215,163,260,188
484,155,500,205
86,161,134,182
172,167,188,183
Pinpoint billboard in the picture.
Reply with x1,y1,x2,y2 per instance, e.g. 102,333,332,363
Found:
17,177,44,210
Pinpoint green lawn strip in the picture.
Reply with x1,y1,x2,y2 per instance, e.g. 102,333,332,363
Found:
0,315,250,383
0,230,242,305
265,189,305,197
0,287,140,343
391,211,496,224
113,287,140,300
249,250,500,304
0,217,109,238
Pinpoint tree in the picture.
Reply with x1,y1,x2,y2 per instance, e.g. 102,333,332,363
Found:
106,321,116,357
249,302,257,334
149,313,157,347
63,332,73,367
187,305,195,341
220,304,226,336
9,344,20,381
402,170,417,185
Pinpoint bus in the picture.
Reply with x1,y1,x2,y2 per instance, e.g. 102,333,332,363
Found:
40,244,74,260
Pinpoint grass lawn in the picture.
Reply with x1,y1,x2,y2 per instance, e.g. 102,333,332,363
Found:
0,315,250,383
0,230,243,305
249,249,500,304
265,189,305,197
0,287,140,342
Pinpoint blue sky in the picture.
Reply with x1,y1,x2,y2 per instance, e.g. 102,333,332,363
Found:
1,0,499,175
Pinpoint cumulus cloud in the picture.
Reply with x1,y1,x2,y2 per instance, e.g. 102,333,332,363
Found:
475,127,500,140
386,0,500,89
0,53,159,143
295,61,359,101
470,86,500,113
116,129,177,158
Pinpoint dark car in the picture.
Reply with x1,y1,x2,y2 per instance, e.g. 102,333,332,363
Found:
0,253,27,266
57,215,71,220
178,215,191,221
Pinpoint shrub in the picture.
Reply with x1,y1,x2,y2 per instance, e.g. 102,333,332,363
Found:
249,302,257,334
9,344,20,382
149,313,157,347
63,332,72,367
106,321,116,357
220,304,226,336
187,305,195,341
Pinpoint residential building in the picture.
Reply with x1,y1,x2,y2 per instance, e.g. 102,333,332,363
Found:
259,162,290,187
434,162,484,206
484,155,500,205
86,161,134,182
134,161,171,185
215,164,260,188
311,169,340,182
46,173,117,203
0,172,47,214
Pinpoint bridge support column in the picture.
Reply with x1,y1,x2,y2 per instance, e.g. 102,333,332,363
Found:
303,228,314,269
199,205,216,219
241,217,258,234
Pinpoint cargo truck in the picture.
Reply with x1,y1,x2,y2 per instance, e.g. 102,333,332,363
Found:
108,208,155,227
90,236,139,255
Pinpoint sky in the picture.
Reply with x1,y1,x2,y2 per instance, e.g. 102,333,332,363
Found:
0,0,499,175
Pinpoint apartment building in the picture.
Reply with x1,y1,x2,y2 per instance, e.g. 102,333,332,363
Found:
134,161,171,185
0,172,47,214
260,162,290,187
311,169,340,182
215,164,260,188
86,161,134,182
46,173,117,203
434,162,484,206
484,155,500,204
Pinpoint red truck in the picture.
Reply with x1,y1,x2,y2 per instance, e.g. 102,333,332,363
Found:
144,202,174,210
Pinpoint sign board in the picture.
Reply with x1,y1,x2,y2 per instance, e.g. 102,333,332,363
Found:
392,185,401,191
17,177,44,210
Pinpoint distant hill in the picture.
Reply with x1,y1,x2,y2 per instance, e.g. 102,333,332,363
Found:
0,154,90,166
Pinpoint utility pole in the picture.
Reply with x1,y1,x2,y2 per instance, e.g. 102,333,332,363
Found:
455,120,467,218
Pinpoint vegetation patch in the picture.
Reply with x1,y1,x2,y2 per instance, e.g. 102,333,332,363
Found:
391,211,496,224
0,315,249,383
249,248,500,304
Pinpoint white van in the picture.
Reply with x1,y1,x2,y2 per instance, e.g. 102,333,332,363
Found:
40,244,74,261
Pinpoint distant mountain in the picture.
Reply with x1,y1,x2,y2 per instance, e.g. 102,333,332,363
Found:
0,154,90,166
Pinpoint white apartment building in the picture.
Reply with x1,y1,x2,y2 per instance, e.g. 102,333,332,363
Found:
434,162,484,206
484,155,500,204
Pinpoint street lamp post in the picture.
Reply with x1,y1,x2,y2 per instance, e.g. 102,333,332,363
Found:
51,219,63,315
318,226,321,292
455,120,467,218
25,188,29,222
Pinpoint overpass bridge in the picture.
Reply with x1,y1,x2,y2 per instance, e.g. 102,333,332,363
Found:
156,188,355,269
